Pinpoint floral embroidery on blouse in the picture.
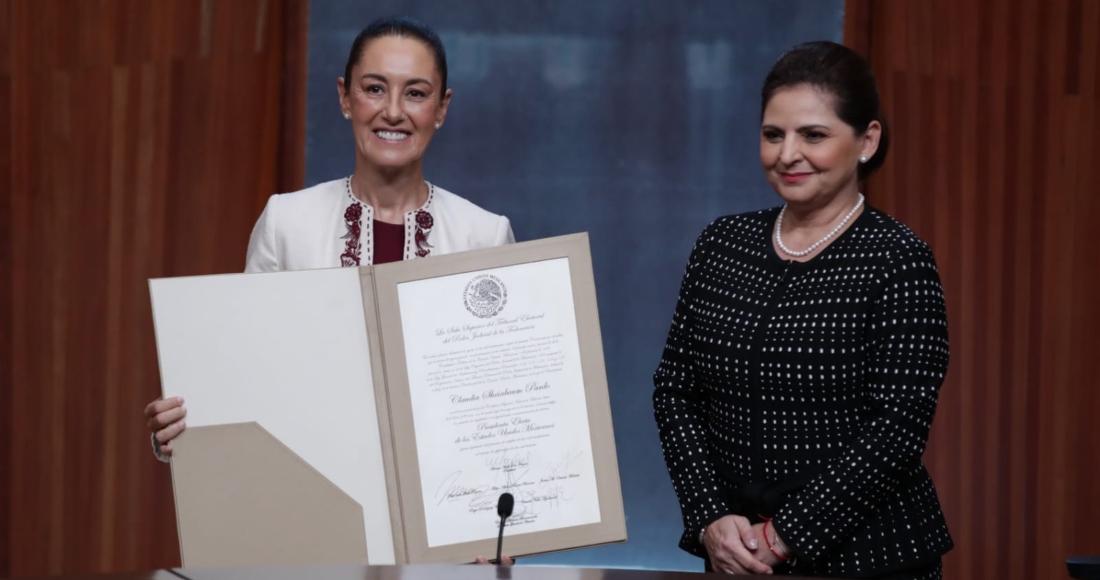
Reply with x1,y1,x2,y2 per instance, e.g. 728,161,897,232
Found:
339,201,363,266
341,177,436,266
414,209,434,258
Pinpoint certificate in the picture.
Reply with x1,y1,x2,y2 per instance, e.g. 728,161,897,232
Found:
372,233,625,563
150,233,626,568
398,258,600,547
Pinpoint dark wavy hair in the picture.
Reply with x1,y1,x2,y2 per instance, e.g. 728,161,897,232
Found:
762,41,889,180
344,16,448,98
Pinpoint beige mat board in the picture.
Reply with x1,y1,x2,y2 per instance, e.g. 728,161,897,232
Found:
172,423,368,567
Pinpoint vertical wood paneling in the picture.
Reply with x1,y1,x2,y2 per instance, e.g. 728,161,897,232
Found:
846,1,1100,579
0,0,12,576
1,0,308,576
277,0,308,192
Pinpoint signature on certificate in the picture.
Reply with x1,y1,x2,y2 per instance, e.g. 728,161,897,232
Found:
432,449,586,522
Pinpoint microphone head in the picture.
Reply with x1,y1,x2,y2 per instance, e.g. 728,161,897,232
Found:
497,492,515,518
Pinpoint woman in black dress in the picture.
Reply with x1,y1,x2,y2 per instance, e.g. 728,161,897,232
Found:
653,41,953,579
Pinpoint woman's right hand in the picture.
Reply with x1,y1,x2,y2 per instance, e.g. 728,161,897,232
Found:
702,515,773,575
145,396,187,457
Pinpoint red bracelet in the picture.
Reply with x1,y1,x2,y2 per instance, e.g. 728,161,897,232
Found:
762,519,790,562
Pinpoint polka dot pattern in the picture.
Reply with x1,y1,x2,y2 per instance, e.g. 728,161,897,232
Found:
653,207,953,577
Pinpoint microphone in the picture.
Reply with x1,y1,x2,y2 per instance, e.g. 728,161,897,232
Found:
494,492,514,565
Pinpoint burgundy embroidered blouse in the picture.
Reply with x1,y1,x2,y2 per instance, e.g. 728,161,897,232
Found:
373,219,405,265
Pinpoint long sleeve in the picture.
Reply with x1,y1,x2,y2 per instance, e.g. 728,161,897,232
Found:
772,243,950,564
150,433,170,463
652,226,730,557
244,195,280,273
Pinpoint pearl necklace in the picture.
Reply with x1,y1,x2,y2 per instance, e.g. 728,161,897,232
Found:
775,193,864,257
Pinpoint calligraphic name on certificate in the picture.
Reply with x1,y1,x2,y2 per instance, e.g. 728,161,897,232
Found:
396,257,600,548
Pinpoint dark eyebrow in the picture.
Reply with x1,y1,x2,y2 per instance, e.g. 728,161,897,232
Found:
760,124,832,132
359,73,434,88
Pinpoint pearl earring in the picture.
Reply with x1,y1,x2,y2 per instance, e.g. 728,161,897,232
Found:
435,122,441,129
343,112,351,120
859,155,868,163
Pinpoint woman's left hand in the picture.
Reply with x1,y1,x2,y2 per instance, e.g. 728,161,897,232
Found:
751,523,789,568
474,554,514,566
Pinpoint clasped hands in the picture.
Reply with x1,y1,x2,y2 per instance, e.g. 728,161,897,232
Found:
702,514,790,575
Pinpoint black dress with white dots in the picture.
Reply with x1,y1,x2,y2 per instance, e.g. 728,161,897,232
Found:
653,206,953,579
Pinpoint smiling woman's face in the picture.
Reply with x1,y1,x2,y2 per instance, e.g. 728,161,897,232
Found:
760,84,876,208
338,35,451,172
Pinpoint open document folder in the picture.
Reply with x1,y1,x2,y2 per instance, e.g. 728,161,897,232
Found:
148,233,626,567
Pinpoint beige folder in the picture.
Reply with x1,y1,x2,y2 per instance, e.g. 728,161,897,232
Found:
171,423,368,566
150,233,626,568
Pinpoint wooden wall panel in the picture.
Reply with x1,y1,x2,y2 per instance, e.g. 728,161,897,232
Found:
0,0,12,577
846,1,1100,579
0,0,307,576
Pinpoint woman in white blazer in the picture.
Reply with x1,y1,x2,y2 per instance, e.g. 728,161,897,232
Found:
244,177,513,272
145,16,514,459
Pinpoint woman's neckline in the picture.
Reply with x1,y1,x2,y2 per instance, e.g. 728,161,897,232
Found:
765,204,873,268
344,177,434,224
346,176,431,213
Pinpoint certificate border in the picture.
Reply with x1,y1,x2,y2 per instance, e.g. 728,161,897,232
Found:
371,233,627,563
357,267,405,563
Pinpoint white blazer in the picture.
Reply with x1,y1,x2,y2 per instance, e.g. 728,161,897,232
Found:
244,177,514,272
